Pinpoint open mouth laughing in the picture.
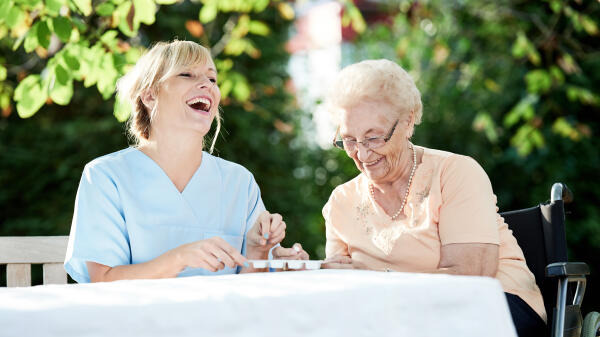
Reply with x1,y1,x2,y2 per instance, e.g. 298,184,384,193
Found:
186,96,212,113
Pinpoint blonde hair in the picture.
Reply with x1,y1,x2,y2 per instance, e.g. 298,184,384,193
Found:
116,40,222,153
326,59,422,128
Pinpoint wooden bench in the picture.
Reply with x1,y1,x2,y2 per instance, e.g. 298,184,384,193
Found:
0,236,69,287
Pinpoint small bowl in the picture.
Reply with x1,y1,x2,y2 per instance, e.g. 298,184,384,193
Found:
250,260,268,268
304,261,322,270
287,260,305,269
269,260,285,269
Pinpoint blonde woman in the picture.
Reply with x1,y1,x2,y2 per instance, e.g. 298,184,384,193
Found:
321,60,545,337
65,40,308,283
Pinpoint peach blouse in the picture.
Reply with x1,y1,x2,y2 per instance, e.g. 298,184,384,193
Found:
323,146,546,321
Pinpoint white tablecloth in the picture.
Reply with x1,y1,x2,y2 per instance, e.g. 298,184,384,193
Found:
0,270,516,337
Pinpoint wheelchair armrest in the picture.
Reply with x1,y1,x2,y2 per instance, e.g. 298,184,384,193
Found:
546,262,590,278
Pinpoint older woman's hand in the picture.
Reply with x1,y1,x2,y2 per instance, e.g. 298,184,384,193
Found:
273,243,310,261
322,255,354,269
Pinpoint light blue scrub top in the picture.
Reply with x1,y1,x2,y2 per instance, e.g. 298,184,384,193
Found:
64,148,266,283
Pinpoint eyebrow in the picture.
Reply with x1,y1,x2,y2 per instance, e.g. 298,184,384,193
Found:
207,68,217,73
340,128,380,138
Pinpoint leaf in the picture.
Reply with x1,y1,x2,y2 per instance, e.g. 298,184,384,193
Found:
49,65,73,105
232,14,250,38
510,124,534,156
248,20,269,36
566,86,600,106
133,0,156,25
504,94,539,127
54,63,70,85
51,16,72,42
14,74,47,118
46,0,65,15
216,58,233,72
348,5,366,34
116,2,137,37
580,15,599,35
253,0,268,12
230,72,250,101
96,2,115,16
36,20,51,49
552,117,580,141
199,1,217,23
96,53,119,99
224,38,246,56
219,78,233,98
100,30,119,51
71,17,88,33
0,65,7,81
155,0,177,4
472,112,498,143
549,66,564,85
6,5,25,29
15,0,40,7
548,0,561,13
49,78,73,105
72,0,92,16
82,45,105,87
113,96,131,122
62,50,81,71
525,69,552,94
277,2,294,20
0,1,14,23
24,23,39,53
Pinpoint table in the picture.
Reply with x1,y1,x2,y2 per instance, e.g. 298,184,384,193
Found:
0,270,517,337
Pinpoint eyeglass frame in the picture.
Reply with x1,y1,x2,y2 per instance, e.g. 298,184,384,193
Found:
332,119,399,152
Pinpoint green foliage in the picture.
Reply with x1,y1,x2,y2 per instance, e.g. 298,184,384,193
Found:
0,0,288,119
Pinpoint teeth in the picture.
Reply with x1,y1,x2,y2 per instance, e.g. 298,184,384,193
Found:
364,158,381,166
186,97,211,110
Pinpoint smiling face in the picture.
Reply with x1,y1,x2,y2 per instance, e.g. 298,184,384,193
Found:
338,99,413,183
146,60,221,138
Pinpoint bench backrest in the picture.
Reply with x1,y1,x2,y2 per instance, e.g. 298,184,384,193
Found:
0,236,69,287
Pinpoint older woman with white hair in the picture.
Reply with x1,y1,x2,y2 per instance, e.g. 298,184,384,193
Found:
321,59,545,337
64,40,308,283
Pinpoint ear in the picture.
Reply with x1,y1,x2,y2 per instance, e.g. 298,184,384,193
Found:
140,89,156,111
405,111,415,139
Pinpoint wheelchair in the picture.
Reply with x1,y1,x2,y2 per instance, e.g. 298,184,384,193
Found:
501,183,600,337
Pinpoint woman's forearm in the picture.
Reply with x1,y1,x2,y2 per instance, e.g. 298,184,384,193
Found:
88,249,185,282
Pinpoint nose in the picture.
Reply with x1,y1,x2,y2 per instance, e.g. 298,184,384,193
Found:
195,75,213,89
356,143,371,162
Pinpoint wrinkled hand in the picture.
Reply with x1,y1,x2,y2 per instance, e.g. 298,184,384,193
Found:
322,255,354,269
273,243,310,261
246,211,286,253
176,237,247,272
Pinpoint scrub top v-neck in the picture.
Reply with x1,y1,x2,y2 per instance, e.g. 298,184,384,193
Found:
65,147,266,283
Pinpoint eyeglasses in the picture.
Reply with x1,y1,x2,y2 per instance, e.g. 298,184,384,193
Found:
333,120,399,152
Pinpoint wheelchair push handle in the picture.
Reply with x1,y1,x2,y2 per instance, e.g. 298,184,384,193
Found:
551,183,573,204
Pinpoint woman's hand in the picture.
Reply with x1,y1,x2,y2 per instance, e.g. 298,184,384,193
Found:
175,237,248,272
272,243,310,260
322,255,354,269
87,237,247,282
246,211,287,257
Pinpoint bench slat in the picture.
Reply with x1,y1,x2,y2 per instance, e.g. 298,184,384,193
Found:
7,264,31,287
43,263,68,285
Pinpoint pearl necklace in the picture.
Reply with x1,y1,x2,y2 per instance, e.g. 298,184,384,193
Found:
369,144,417,220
